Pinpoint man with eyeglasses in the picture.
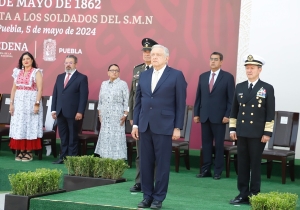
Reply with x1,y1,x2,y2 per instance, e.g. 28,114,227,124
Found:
51,54,89,164
194,52,235,179
128,38,158,193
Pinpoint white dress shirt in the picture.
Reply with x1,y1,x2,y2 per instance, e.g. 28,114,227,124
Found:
64,69,77,82
145,64,152,70
208,69,220,84
248,79,259,88
151,65,166,92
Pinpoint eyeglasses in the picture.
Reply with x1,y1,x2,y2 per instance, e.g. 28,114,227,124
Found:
210,58,219,61
109,70,120,73
64,62,74,65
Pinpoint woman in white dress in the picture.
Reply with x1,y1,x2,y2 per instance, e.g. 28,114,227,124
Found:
9,52,43,162
94,64,129,160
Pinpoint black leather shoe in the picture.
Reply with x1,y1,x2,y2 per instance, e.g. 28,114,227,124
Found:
196,170,212,178
213,174,221,180
229,196,249,205
52,159,64,164
138,199,153,208
150,200,162,209
130,183,141,192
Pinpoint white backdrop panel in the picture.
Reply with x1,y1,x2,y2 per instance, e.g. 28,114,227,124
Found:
248,0,300,158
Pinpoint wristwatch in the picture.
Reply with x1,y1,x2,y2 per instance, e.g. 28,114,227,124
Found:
123,114,128,117
35,101,40,106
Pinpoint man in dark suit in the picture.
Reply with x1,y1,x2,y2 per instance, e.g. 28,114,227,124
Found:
132,44,187,209
51,55,89,164
229,54,275,204
194,52,235,179
128,38,158,192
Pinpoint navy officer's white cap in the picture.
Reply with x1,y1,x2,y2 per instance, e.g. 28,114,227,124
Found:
244,54,265,66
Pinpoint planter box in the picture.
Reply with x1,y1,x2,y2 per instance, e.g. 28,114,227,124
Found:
63,175,126,191
4,189,66,210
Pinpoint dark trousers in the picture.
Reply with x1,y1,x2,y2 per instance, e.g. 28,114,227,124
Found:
140,126,172,202
57,112,80,159
237,137,266,198
201,120,226,175
135,140,141,183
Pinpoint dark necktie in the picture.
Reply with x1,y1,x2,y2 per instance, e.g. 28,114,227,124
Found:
249,83,253,92
146,65,149,70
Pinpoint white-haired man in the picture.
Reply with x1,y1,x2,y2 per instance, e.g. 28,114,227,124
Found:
132,45,187,209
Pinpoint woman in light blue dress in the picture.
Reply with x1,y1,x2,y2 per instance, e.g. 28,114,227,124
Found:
94,64,129,160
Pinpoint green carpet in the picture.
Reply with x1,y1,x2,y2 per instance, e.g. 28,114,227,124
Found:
1,141,300,210
0,142,67,191
29,167,300,210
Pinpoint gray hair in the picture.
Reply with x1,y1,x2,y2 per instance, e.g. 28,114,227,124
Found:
151,44,169,57
66,55,78,63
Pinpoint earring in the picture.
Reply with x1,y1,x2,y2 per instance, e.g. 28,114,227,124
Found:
22,65,24,69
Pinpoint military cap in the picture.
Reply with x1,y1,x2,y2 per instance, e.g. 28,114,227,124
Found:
244,54,265,66
142,38,158,51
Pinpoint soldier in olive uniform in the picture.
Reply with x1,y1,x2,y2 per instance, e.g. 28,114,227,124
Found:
229,54,275,205
129,38,158,192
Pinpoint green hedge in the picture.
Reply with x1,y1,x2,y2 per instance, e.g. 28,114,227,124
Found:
250,192,298,210
8,168,62,196
64,156,129,179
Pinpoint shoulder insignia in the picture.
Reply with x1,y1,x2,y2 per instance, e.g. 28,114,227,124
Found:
134,63,144,69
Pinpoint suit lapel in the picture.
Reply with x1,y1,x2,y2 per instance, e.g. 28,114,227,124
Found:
201,71,210,93
211,70,224,93
244,79,262,103
65,71,78,89
153,66,170,93
145,68,153,94
59,74,65,89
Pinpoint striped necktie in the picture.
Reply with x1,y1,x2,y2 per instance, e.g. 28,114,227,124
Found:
209,73,215,92
64,73,71,88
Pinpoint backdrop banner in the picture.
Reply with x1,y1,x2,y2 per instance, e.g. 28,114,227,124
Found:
0,0,241,148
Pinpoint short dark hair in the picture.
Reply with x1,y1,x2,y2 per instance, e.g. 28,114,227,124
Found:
66,55,78,63
108,64,120,71
17,52,38,69
211,52,223,61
